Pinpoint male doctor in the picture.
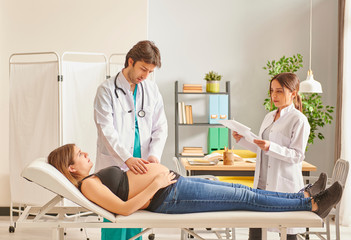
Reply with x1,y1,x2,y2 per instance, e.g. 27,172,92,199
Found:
94,40,167,240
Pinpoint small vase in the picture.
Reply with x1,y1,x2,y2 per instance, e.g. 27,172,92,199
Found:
206,81,220,93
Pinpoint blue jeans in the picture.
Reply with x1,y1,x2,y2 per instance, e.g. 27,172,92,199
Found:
153,177,311,214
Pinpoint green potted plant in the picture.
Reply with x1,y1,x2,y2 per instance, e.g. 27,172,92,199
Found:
263,54,334,149
204,71,222,93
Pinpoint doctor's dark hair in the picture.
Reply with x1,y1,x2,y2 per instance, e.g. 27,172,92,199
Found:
270,72,302,112
125,40,161,68
48,144,79,188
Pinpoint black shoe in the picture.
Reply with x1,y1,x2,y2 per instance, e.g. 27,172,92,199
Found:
313,181,343,219
305,173,327,197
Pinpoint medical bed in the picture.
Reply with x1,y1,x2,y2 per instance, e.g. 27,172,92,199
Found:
16,158,323,240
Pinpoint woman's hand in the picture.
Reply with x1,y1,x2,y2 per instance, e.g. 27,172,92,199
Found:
232,131,243,143
253,139,270,152
154,172,177,188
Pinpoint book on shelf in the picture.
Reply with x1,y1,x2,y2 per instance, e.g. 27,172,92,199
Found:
180,152,205,156
178,102,183,124
181,146,204,156
189,105,193,124
177,102,193,124
182,149,202,153
181,102,186,124
183,147,203,150
185,105,191,124
183,89,202,93
183,84,202,93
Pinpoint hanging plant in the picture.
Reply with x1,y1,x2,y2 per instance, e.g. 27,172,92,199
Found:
263,54,334,149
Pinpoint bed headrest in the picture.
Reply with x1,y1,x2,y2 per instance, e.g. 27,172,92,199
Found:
21,158,116,222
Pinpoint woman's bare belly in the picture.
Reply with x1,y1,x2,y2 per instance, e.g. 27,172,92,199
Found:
126,163,170,208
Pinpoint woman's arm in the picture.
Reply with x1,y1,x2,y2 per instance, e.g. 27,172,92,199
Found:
81,172,177,216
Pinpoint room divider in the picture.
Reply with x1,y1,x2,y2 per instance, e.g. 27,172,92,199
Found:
9,51,125,230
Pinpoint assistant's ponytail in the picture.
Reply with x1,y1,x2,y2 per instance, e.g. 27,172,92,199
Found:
294,94,303,112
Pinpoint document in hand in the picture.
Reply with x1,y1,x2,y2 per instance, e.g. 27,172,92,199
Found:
218,119,260,144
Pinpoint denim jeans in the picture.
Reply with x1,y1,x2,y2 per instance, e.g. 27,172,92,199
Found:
153,177,311,214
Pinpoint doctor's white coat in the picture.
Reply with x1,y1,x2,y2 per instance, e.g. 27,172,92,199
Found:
94,73,168,172
237,104,310,234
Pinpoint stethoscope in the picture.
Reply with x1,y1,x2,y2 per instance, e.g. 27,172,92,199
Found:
114,72,146,118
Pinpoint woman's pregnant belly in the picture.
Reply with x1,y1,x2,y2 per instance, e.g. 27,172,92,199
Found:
127,163,170,199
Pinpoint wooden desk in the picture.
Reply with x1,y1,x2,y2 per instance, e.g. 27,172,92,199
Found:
181,158,317,177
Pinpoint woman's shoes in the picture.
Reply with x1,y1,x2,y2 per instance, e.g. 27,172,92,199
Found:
313,181,343,219
305,172,327,197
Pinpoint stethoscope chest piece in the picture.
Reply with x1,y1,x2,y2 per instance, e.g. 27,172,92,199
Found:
138,110,146,118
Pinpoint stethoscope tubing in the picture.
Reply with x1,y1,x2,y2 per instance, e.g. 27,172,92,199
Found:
114,72,145,118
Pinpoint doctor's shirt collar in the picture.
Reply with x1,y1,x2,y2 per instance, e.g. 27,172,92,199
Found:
278,103,295,118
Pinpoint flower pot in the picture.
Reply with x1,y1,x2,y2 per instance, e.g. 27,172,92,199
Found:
206,81,220,93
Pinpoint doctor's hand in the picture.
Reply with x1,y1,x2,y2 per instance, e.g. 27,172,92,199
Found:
253,139,270,152
125,157,149,174
232,131,243,143
147,155,159,163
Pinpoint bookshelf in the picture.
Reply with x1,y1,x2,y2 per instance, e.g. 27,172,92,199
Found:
175,81,232,158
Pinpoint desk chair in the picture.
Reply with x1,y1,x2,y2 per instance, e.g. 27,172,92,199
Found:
173,157,235,240
298,159,349,240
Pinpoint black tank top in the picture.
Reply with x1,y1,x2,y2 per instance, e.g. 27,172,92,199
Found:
79,166,129,201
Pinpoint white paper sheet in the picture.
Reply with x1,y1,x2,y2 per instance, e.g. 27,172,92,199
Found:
218,119,260,144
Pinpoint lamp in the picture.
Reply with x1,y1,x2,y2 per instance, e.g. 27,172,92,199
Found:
299,0,323,93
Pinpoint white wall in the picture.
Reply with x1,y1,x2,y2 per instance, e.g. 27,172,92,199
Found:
149,0,338,175
0,0,338,207
0,0,148,206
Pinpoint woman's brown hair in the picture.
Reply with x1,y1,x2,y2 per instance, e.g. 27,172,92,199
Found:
270,72,302,112
48,144,79,187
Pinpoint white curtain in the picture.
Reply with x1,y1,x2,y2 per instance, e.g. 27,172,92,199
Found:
9,61,59,205
62,61,107,171
340,0,351,226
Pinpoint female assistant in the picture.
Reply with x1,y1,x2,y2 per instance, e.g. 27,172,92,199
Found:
232,72,321,239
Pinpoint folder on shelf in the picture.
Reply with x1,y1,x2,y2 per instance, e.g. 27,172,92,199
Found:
208,128,219,153
208,128,229,153
219,128,229,150
209,95,219,124
219,95,228,120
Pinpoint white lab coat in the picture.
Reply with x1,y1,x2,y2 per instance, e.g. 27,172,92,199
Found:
94,72,168,172
237,104,310,234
